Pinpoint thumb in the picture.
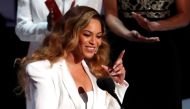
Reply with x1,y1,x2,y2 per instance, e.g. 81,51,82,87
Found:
101,65,109,72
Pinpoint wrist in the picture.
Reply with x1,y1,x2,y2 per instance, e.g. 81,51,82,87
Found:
115,80,128,87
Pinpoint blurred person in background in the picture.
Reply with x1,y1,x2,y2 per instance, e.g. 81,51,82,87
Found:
103,0,190,109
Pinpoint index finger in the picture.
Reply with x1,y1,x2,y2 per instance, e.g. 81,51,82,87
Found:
118,49,125,60
114,49,125,67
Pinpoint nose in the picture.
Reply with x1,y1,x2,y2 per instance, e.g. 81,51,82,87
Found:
89,36,96,44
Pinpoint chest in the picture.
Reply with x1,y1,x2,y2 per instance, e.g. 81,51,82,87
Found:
67,64,93,92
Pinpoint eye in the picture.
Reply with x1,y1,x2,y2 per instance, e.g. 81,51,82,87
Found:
96,33,103,39
83,31,91,37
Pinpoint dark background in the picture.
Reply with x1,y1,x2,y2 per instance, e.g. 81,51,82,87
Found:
1,0,28,108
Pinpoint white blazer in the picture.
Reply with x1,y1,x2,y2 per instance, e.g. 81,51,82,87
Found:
15,0,103,56
25,59,128,109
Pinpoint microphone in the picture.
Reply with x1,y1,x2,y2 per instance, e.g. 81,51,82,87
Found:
96,77,124,109
78,87,88,109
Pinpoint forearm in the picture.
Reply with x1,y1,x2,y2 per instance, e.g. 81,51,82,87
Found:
152,14,190,31
115,80,128,102
15,0,48,42
105,14,131,39
106,81,128,109
15,20,48,42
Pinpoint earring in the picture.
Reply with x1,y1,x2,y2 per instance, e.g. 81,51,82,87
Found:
95,48,98,54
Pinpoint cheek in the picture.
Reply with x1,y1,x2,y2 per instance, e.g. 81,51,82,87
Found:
97,40,102,47
79,37,87,45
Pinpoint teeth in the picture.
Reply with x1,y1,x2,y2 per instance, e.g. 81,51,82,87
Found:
86,47,95,51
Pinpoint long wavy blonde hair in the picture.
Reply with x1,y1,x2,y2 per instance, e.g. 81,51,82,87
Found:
17,6,110,93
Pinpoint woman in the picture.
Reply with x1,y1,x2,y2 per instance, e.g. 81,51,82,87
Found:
18,6,128,109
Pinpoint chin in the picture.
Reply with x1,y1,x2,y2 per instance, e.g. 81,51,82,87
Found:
85,53,95,59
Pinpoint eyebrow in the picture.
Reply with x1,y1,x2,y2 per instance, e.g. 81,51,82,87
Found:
83,30,103,34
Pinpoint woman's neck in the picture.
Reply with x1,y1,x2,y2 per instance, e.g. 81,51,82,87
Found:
65,52,83,65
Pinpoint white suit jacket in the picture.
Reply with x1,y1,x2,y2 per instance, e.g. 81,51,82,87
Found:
15,0,103,56
25,59,128,109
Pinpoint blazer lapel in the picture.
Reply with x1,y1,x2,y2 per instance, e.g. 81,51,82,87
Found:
81,60,98,109
57,60,82,109
56,59,102,109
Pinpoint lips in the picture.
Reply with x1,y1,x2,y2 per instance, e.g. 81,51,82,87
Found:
85,46,96,52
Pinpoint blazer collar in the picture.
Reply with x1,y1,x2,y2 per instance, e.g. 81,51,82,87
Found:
56,59,99,109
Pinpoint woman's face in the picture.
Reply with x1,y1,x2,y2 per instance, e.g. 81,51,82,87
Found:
78,18,103,59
